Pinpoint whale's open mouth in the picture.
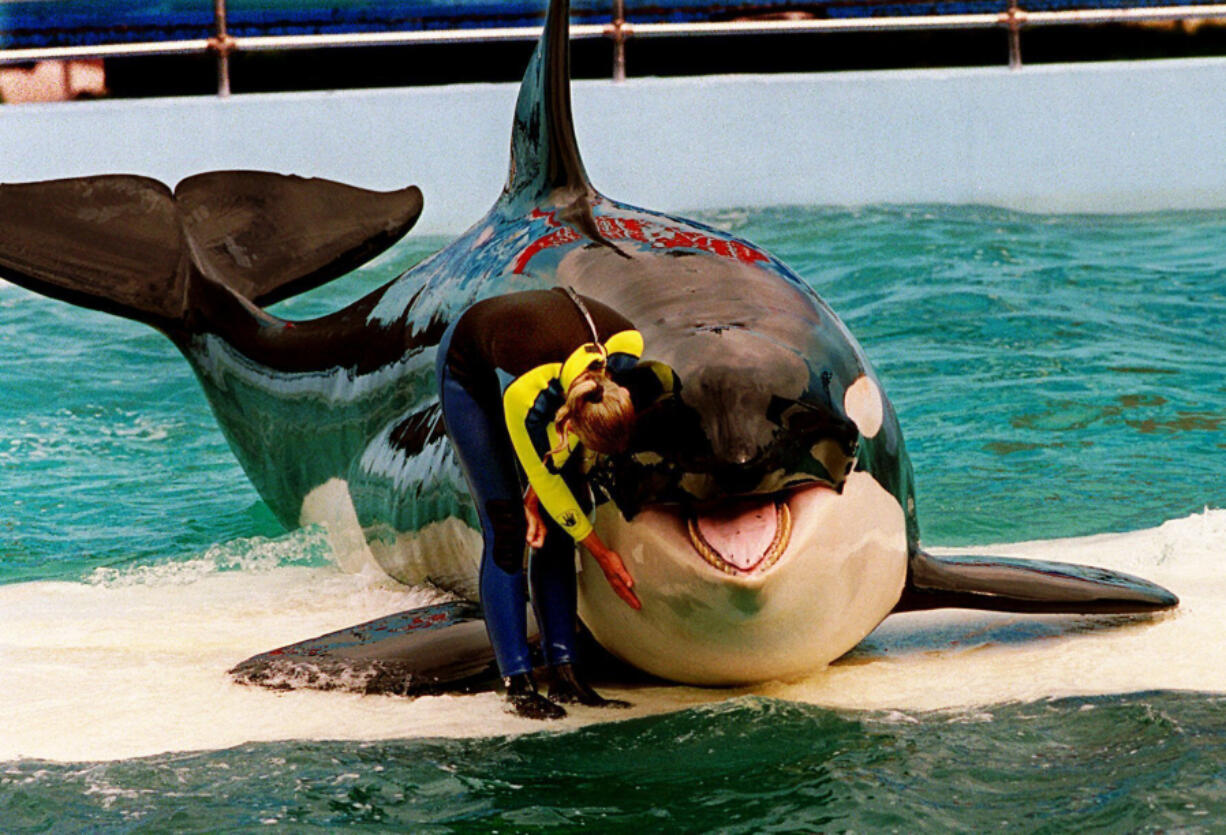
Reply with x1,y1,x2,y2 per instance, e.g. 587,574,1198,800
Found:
685,498,793,575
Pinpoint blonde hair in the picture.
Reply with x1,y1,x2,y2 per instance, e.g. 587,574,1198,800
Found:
550,369,636,457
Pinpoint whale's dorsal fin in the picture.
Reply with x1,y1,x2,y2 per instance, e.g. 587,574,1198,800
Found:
504,0,591,205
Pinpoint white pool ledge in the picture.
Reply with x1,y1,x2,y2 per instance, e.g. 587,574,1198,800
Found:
3,57,1226,233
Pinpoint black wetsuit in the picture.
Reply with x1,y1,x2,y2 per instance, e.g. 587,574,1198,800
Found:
435,288,642,677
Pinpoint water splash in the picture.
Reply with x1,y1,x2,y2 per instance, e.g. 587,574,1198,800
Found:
85,526,336,588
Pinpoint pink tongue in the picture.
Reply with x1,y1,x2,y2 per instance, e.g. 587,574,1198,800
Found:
694,500,779,571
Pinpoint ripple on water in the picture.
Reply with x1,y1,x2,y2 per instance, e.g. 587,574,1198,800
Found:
4,694,1226,831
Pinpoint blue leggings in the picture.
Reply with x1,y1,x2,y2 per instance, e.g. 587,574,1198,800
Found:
436,342,584,677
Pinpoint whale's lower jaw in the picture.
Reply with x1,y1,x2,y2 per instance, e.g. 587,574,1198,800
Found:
578,473,909,686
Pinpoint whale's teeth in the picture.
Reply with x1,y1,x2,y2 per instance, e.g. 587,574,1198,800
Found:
686,501,791,576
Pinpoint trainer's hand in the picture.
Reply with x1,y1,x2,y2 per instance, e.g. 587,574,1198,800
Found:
523,486,546,549
580,532,641,610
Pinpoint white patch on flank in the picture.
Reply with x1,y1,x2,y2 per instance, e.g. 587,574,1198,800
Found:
300,472,481,599
366,517,483,602
350,425,482,597
844,374,884,439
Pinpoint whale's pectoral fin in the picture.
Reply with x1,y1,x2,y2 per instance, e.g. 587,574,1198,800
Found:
0,175,189,328
229,601,499,696
893,551,1179,614
176,171,423,307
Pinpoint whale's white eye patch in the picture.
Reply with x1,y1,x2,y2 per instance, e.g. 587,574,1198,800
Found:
844,375,883,438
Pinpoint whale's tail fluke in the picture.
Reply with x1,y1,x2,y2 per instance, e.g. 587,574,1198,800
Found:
0,171,422,335
178,171,422,310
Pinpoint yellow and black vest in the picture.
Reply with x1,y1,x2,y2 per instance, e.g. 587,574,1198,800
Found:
443,288,645,540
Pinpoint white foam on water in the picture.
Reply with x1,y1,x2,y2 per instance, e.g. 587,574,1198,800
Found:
0,527,712,763
2,509,1223,763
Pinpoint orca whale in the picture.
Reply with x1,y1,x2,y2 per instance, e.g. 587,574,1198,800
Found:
0,0,1177,693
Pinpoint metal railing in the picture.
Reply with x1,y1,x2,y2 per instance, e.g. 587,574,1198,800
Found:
3,1,1226,94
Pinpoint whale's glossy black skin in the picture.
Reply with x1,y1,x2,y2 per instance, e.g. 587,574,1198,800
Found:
0,0,1177,691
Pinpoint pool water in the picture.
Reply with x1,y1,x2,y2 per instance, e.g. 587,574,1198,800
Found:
2,204,1225,830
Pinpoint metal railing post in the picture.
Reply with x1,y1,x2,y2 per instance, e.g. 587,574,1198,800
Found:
611,0,627,82
211,0,234,96
1003,0,1025,69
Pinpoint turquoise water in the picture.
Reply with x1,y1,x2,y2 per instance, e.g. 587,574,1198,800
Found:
2,204,1225,830
5,694,1226,831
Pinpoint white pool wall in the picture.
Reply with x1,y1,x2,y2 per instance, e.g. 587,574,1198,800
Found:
4,57,1226,234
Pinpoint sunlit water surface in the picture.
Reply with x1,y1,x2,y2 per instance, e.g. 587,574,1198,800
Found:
2,204,1225,831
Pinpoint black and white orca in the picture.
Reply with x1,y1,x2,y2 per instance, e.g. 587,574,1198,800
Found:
0,0,1176,693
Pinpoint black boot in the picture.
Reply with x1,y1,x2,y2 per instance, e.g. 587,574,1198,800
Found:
504,673,567,720
548,663,631,709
